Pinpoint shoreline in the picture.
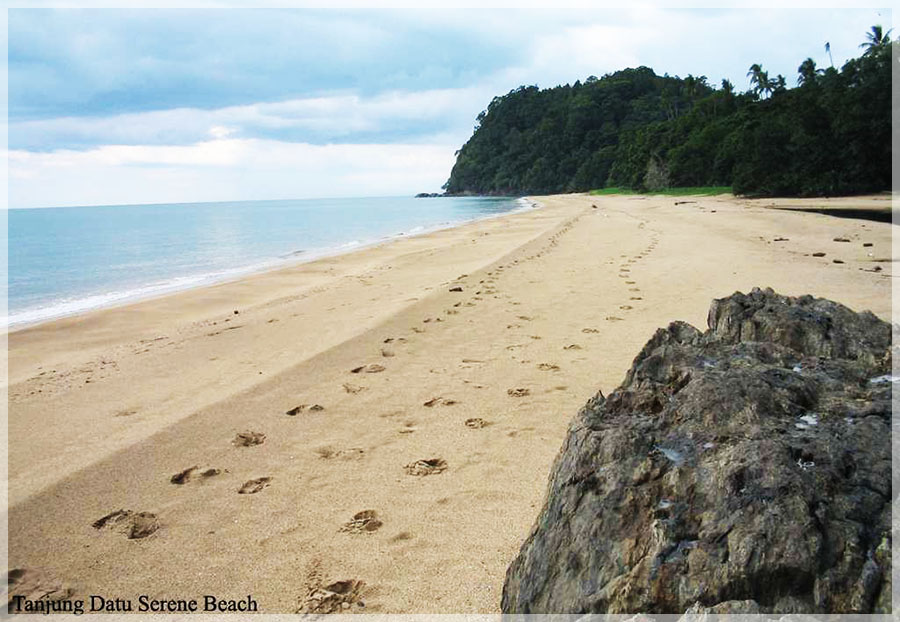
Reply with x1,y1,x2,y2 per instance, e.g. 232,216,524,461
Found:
8,195,576,506
8,192,892,612
7,196,537,332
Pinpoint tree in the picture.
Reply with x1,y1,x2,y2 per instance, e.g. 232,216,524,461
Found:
771,74,787,94
747,64,773,98
825,41,834,67
747,63,763,91
860,25,893,55
797,58,823,85
682,74,697,101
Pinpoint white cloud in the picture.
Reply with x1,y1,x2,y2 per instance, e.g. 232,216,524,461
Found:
208,125,235,139
527,22,646,81
8,138,456,208
10,85,492,149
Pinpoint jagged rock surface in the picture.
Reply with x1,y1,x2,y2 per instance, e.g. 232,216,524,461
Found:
502,288,894,614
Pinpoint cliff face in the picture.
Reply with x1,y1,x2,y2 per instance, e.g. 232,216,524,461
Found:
502,288,894,614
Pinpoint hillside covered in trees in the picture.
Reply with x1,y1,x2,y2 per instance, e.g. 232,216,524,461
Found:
444,27,892,197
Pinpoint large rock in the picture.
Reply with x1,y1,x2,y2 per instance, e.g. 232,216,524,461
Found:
502,288,894,614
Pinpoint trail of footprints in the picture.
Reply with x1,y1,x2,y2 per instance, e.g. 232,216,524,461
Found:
607,225,659,318
84,210,597,607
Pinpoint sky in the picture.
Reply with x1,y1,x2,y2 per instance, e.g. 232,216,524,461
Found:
5,5,893,208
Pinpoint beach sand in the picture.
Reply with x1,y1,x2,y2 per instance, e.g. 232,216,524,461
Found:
6,193,892,612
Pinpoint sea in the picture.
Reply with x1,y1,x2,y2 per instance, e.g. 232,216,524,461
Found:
7,195,531,328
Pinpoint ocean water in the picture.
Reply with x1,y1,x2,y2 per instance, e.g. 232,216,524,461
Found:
7,195,530,328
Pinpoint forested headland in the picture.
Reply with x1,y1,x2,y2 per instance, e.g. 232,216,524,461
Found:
443,27,892,197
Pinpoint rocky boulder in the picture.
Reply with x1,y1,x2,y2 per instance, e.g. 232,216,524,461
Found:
502,288,894,614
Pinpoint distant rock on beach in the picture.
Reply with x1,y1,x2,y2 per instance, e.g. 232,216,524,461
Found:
415,192,443,198
502,288,894,614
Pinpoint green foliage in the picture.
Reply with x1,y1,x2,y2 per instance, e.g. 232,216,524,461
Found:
445,29,891,198
589,186,732,196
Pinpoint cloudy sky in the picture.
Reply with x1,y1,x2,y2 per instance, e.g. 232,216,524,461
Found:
6,5,891,208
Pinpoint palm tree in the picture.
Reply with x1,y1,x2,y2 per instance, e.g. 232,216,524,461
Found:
860,25,893,55
747,63,763,94
758,71,773,99
721,78,734,94
747,64,772,99
797,58,823,86
771,74,787,94
824,42,834,67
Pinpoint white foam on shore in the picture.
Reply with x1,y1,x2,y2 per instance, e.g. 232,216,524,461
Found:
6,197,542,331
5,261,283,328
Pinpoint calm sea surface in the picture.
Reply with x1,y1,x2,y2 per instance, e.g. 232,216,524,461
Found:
7,196,528,327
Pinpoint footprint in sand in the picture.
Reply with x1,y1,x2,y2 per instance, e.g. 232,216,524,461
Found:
93,510,159,539
582,328,599,334
340,510,383,534
238,477,271,494
537,363,560,372
630,297,643,301
625,280,636,285
404,458,448,476
170,466,222,484
507,388,530,397
316,447,365,460
423,397,457,407
351,364,385,374
620,305,633,310
606,316,624,321
233,431,266,447
206,325,244,337
286,404,325,416
342,383,366,394
629,287,641,292
412,327,425,333
465,418,488,429
563,344,582,350
381,348,395,357
6,569,74,605
298,579,367,614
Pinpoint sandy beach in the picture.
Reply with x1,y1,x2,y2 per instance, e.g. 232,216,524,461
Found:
6,192,893,613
